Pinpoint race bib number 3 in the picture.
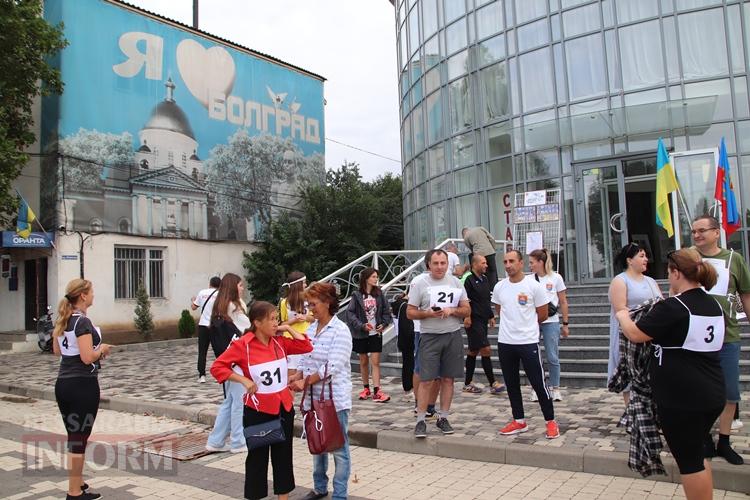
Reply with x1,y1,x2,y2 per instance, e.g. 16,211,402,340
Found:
429,286,462,308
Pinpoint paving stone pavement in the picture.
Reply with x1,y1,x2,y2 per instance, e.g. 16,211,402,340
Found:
2,398,748,499
2,342,748,459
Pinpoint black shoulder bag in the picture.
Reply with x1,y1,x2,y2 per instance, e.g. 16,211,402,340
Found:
535,274,559,317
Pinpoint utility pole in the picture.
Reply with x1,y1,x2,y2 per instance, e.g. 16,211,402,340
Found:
192,0,199,29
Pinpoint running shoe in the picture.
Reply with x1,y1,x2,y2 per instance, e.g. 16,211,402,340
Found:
372,389,391,403
66,493,101,500
198,375,206,384
230,446,248,454
530,390,539,402
545,420,560,439
489,382,506,395
462,383,483,394
358,387,371,400
402,391,415,403
205,443,231,452
436,417,454,434
414,420,427,438
551,389,562,401
426,406,437,418
499,420,528,435
731,419,744,430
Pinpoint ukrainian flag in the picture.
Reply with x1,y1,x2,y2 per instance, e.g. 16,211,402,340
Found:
655,138,678,237
16,195,37,239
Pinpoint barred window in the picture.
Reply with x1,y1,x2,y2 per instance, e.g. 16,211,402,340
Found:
114,247,165,299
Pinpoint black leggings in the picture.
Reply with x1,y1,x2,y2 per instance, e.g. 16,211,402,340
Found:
55,377,100,454
399,333,415,392
658,405,723,475
197,325,211,376
243,405,295,499
497,342,554,421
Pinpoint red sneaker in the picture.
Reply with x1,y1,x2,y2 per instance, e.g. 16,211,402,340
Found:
372,389,391,403
358,387,371,400
545,420,560,439
499,420,528,435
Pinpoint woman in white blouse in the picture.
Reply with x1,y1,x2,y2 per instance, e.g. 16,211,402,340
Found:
205,273,251,454
290,282,352,500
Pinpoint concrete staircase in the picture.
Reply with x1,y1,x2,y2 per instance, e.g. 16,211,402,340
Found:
0,331,42,353
356,284,750,389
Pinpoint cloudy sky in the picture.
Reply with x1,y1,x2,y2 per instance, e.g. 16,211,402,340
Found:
125,0,402,181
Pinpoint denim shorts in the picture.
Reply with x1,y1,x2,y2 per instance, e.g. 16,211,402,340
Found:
719,341,741,403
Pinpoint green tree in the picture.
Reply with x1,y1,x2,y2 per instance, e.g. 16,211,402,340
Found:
0,1,67,225
243,162,403,301
133,283,154,340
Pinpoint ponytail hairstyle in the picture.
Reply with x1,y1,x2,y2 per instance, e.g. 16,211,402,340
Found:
247,301,278,332
281,271,306,314
53,279,92,338
667,248,718,290
358,267,380,297
529,248,553,276
212,273,243,321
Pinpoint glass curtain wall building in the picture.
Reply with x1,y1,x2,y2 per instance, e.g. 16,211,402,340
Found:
391,0,750,283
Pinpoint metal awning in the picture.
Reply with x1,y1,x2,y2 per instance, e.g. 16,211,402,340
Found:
520,96,717,151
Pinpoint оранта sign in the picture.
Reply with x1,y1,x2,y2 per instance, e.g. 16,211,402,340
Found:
1,232,55,248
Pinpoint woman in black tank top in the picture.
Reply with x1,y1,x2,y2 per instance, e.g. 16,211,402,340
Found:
616,249,724,500
53,279,112,500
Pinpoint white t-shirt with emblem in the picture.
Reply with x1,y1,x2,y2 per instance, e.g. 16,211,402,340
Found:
491,275,549,344
535,272,566,323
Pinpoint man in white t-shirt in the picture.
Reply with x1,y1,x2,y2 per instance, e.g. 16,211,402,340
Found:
446,242,461,277
491,250,559,439
191,276,221,383
407,249,471,438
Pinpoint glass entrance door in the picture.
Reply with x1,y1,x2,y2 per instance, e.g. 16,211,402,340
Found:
575,165,628,282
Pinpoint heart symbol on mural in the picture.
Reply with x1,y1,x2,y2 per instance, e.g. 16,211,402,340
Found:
176,39,236,108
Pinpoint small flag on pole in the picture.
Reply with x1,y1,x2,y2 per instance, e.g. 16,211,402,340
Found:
16,194,37,239
655,138,679,237
714,137,741,237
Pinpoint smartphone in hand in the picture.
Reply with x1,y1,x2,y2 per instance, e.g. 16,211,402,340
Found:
431,306,442,312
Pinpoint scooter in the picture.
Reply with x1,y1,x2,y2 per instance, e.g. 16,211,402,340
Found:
35,306,54,353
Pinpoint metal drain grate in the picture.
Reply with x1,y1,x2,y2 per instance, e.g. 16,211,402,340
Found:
139,431,213,461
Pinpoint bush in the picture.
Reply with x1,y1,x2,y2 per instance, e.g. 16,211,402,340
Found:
178,309,196,338
133,283,154,340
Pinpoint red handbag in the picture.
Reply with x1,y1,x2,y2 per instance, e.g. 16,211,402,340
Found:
299,364,345,454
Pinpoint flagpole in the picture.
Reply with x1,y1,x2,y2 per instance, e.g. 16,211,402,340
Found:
14,188,56,250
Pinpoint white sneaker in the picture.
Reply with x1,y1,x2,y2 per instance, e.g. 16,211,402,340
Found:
198,375,206,384
402,391,415,403
731,419,744,430
230,446,248,454
530,391,538,402
551,389,562,401
205,443,230,452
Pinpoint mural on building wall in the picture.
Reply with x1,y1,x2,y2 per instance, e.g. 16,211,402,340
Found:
41,0,325,241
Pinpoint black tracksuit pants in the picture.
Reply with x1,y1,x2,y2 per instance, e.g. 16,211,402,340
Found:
497,342,554,421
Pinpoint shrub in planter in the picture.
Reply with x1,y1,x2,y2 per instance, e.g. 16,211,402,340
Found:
178,309,196,338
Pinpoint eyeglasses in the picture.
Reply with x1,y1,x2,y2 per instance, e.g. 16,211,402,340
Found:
691,227,718,235
307,301,319,308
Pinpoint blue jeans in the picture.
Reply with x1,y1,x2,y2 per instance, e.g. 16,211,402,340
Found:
540,322,561,388
207,380,246,449
312,409,351,499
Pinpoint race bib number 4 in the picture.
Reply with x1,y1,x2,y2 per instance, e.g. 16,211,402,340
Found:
429,286,462,308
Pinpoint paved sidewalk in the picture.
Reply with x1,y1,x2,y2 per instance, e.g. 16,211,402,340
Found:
3,398,748,499
1,341,748,490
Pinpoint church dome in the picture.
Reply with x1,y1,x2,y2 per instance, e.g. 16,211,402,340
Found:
142,78,196,140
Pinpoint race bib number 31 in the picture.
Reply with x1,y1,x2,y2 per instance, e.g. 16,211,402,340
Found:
248,357,288,394
429,286,462,308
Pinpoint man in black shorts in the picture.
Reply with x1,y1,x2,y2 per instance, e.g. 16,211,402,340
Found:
463,254,505,395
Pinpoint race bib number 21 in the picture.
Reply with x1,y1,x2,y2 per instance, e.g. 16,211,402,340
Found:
429,286,462,308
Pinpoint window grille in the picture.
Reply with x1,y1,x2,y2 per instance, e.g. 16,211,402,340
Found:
114,247,165,299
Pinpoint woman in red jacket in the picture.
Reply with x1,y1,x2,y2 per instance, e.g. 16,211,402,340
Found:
211,301,313,500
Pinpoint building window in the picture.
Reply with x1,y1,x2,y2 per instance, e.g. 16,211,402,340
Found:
182,153,187,169
114,247,165,299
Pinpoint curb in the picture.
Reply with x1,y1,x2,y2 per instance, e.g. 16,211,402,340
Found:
3,383,748,493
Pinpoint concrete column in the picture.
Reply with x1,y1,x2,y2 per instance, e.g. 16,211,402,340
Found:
201,202,208,239
188,200,195,237
131,195,138,235
147,195,153,236
176,199,184,232
137,194,148,235
161,197,167,233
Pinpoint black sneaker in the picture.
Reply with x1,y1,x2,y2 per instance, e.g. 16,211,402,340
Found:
436,417,454,435
425,406,437,419
414,420,427,438
66,492,102,500
717,442,744,465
